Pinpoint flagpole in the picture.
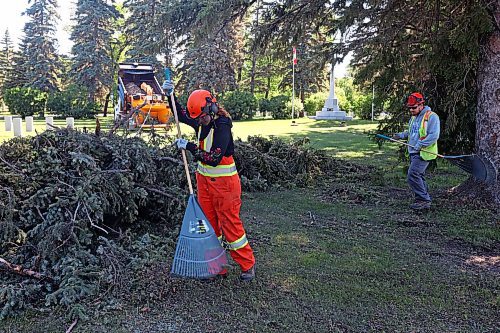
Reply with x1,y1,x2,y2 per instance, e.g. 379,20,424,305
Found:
292,47,296,121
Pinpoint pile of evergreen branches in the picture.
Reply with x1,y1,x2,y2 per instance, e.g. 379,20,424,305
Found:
0,130,373,320
235,136,375,191
0,129,187,319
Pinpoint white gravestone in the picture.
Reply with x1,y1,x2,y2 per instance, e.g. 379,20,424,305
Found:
66,117,75,129
46,116,54,130
4,115,12,131
25,116,34,132
13,118,22,137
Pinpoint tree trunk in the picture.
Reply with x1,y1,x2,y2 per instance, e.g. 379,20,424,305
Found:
237,66,243,83
265,75,270,99
102,92,110,117
249,44,257,94
476,5,500,208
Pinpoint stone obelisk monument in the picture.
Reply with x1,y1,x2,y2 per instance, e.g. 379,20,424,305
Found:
313,63,352,121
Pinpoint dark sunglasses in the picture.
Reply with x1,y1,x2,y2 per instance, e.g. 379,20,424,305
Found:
408,105,419,110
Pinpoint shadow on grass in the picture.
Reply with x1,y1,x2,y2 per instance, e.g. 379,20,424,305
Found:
306,119,376,128
274,128,398,168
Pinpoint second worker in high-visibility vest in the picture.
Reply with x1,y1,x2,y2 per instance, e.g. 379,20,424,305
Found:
393,92,440,210
163,80,256,281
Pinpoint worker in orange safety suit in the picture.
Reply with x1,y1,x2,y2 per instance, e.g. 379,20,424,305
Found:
163,80,256,281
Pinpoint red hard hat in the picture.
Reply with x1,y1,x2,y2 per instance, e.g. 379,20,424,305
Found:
406,92,424,107
187,90,217,119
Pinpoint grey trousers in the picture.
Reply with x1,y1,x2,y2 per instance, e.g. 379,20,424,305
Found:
407,154,431,202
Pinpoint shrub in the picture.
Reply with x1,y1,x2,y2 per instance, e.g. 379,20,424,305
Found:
220,91,258,120
351,94,373,120
258,99,273,118
304,92,328,115
3,87,47,117
270,95,290,119
259,95,290,119
286,97,304,118
46,85,99,119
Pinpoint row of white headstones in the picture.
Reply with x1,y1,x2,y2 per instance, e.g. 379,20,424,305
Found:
3,115,75,137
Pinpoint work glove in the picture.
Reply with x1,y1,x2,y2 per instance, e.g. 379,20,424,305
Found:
174,138,188,150
391,133,401,140
162,79,174,95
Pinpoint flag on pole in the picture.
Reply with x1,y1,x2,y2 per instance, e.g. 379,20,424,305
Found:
293,47,297,65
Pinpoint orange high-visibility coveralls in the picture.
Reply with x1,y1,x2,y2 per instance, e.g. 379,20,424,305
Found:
195,140,255,272
196,172,255,271
170,94,255,272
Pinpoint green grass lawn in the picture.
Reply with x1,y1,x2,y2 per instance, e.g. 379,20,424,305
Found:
1,115,498,333
232,117,392,162
1,116,392,165
0,115,114,142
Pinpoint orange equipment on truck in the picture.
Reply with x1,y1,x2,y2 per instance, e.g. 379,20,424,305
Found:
115,63,171,128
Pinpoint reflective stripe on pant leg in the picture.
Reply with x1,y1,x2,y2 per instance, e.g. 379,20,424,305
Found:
209,174,255,271
226,234,248,251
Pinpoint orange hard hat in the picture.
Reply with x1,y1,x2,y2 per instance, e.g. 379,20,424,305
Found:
187,90,217,119
406,92,424,107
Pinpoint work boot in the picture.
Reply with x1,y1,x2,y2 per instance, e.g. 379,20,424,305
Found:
410,200,431,210
240,265,255,282
204,268,228,282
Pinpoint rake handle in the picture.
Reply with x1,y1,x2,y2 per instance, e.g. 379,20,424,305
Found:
165,68,194,195
376,134,444,158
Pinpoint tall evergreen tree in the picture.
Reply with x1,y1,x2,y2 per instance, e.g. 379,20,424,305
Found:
123,0,174,73
22,0,61,92
178,20,244,95
4,48,29,90
0,29,14,97
70,0,121,104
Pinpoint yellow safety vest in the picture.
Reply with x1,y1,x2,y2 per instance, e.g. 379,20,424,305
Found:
197,126,238,177
409,110,438,161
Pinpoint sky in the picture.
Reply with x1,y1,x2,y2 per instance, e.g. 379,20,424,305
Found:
0,0,351,77
0,0,74,55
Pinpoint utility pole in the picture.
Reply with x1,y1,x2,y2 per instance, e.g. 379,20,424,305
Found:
371,84,375,121
292,47,296,121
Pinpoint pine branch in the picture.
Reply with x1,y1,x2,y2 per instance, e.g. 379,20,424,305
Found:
158,156,183,165
109,99,148,135
65,319,78,333
137,184,183,201
0,257,52,281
